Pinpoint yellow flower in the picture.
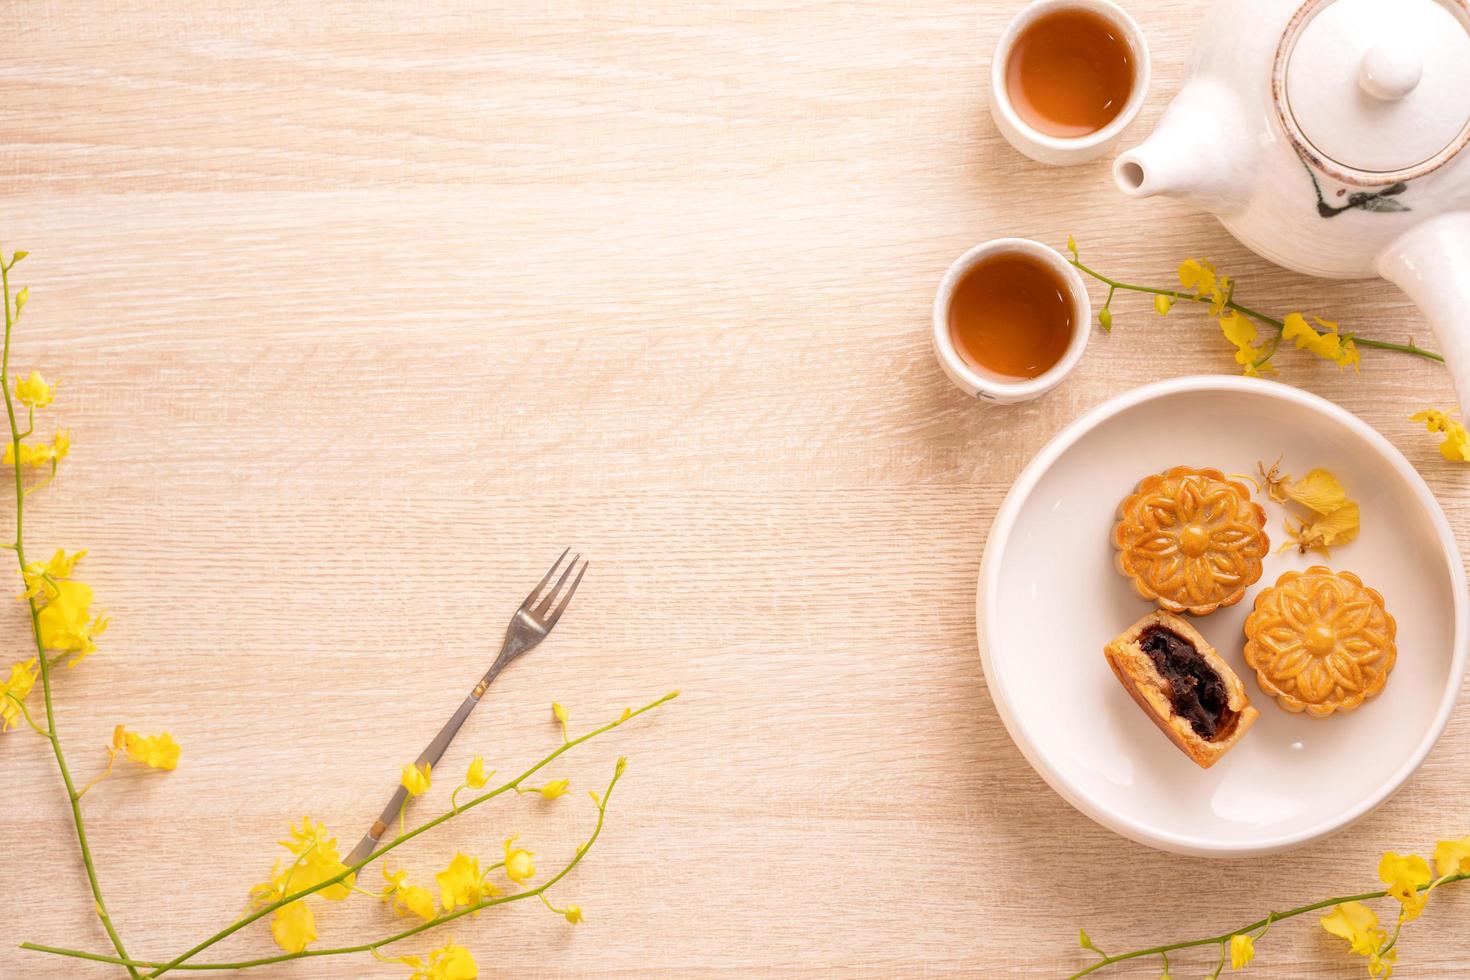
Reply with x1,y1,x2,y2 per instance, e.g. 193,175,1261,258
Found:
1321,901,1395,976
14,370,55,408
1218,310,1265,374
1412,408,1470,461
111,725,181,771
536,778,570,800
1229,933,1254,970
552,701,568,739
401,761,431,797
21,547,86,601
504,835,536,885
1433,835,1470,879
270,899,316,953
4,430,70,468
1178,258,1217,298
36,579,107,666
1268,467,1350,514
563,905,583,925
1257,463,1360,556
1283,502,1360,556
1282,313,1359,370
276,817,354,900
0,658,37,733
400,942,478,980
464,755,491,790
1153,294,1174,316
1321,901,1383,955
1178,257,1233,315
435,852,499,912
1066,234,1078,259
1379,851,1432,921
382,865,437,922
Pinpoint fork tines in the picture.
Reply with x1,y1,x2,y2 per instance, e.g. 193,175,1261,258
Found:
522,548,588,627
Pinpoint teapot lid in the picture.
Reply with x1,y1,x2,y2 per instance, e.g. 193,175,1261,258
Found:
1275,0,1470,186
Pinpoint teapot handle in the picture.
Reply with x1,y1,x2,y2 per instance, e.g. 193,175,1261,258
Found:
1376,212,1470,411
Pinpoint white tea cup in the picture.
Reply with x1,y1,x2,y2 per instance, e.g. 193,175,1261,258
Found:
990,0,1151,166
932,238,1091,404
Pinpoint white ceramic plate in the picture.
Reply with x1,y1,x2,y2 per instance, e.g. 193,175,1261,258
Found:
978,376,1467,857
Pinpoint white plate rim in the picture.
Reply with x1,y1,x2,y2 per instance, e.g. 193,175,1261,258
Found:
976,374,1469,857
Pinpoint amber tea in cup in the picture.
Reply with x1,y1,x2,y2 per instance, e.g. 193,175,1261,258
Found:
947,252,1073,381
1005,7,1135,139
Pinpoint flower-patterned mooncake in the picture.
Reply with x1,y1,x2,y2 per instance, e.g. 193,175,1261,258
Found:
1244,567,1397,717
1113,466,1269,616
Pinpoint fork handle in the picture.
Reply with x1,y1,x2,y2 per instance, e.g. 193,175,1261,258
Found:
343,689,484,868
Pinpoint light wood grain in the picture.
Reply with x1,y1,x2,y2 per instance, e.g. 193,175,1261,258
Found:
2,1,1468,976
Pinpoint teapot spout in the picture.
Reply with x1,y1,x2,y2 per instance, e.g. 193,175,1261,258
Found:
1377,213,1470,410
1113,79,1253,214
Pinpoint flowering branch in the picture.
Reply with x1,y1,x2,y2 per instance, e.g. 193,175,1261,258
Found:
1,243,676,980
22,691,677,977
1071,851,1470,978
0,248,143,980
1064,239,1445,371
24,758,630,973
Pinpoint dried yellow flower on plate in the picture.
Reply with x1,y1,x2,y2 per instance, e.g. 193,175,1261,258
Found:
1257,461,1361,556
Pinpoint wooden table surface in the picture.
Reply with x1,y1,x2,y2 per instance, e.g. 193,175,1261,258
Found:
3,1,1468,976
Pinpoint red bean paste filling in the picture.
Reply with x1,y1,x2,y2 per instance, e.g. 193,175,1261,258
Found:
1138,625,1236,741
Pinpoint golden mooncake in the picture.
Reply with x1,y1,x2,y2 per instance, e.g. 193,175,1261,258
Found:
1113,466,1269,616
1104,610,1258,769
1243,567,1396,717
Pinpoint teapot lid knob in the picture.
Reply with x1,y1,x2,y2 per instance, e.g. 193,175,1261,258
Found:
1359,42,1423,101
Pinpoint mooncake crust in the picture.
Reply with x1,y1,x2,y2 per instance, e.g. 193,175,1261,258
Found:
1243,566,1396,717
1113,466,1269,616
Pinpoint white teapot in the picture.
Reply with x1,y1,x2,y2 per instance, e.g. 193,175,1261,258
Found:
1114,0,1470,404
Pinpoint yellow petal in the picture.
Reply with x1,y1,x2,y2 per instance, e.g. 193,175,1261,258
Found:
122,730,182,770
401,761,431,797
1179,258,1215,294
1321,901,1381,956
1314,503,1360,547
1218,310,1258,352
1282,312,1317,346
1283,468,1349,515
270,900,316,954
1229,933,1254,969
1434,836,1470,879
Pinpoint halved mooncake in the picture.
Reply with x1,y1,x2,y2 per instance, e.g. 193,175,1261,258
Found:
1113,465,1269,616
1105,610,1259,768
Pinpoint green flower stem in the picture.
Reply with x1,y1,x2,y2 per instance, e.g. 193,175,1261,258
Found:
1067,872,1470,979
1068,257,1446,365
0,253,144,980
99,692,673,979
1070,258,1284,328
6,689,51,737
1350,335,1445,362
23,762,626,973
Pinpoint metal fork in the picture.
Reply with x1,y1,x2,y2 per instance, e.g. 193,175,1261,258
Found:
344,549,588,867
